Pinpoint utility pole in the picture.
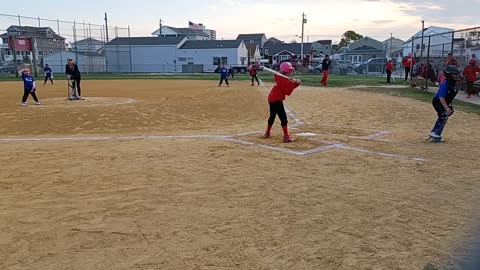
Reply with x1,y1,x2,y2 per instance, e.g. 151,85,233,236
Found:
159,18,163,36
390,33,393,58
300,13,306,66
104,12,109,42
420,20,425,64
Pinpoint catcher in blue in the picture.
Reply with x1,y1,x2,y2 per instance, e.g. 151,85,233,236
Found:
428,65,461,142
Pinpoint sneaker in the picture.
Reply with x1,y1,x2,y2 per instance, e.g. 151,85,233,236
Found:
21,102,27,106
429,131,441,138
264,132,271,139
35,101,41,105
283,135,293,143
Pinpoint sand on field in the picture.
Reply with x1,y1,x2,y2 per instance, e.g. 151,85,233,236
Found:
0,79,480,270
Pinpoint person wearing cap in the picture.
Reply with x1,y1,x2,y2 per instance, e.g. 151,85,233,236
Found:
65,58,82,98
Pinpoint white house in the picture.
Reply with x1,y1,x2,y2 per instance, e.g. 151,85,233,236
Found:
151,26,210,41
403,26,454,57
105,36,188,73
246,44,261,63
178,40,248,72
71,38,105,53
43,51,106,73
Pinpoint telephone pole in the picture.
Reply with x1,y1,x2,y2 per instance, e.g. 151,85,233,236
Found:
420,20,425,63
300,13,307,66
104,12,109,42
159,18,163,36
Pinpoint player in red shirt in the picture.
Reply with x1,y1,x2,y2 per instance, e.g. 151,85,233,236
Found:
264,62,301,143
386,59,394,83
402,54,416,82
462,59,480,98
249,65,260,86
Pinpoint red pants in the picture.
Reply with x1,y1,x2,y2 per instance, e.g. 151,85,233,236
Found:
321,70,329,85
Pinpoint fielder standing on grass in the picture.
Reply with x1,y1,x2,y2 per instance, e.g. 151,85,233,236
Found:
264,62,301,143
402,53,416,83
218,64,229,87
43,64,54,86
65,58,82,98
320,55,332,86
386,59,394,83
19,68,41,106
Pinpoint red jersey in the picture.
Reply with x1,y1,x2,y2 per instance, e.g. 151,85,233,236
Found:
402,56,416,68
268,74,300,102
463,65,480,82
249,68,257,76
386,62,394,71
446,58,459,67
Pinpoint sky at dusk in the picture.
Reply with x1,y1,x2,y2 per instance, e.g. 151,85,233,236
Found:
1,0,478,43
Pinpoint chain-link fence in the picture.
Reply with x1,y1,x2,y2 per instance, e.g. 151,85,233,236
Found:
0,13,130,78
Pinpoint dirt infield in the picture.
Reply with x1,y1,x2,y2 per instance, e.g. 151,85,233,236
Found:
1,79,480,270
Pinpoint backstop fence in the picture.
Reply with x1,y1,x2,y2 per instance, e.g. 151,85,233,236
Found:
0,13,130,77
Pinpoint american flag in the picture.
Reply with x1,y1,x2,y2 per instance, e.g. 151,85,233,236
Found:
189,21,200,30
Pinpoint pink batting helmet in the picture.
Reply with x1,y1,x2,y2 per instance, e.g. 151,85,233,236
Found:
280,62,294,74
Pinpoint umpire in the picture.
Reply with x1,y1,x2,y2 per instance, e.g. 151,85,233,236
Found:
65,58,82,98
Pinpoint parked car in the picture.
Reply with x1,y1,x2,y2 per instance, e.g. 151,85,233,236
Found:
354,58,396,74
0,62,16,74
333,60,355,73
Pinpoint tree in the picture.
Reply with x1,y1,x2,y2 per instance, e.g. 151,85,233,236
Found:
338,30,364,48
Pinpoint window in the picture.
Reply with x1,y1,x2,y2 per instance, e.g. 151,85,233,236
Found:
38,50,44,56
178,57,187,62
49,50,53,55
213,57,227,65
57,40,60,46
187,57,194,64
325,45,329,50
264,49,269,55
49,39,52,44
18,40,26,45
279,55,291,62
250,40,254,44
349,55,362,63
16,51,21,56
6,50,11,55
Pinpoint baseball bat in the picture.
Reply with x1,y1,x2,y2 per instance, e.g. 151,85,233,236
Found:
261,66,290,79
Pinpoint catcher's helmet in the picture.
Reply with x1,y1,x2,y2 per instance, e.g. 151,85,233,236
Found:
443,65,460,75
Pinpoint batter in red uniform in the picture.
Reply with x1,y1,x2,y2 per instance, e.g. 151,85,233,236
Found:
264,62,301,143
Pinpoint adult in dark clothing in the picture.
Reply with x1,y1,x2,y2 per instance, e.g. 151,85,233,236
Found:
320,55,332,86
65,58,82,98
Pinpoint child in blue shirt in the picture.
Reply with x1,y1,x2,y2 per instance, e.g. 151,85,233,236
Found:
218,65,230,87
43,64,54,86
20,68,40,106
429,65,460,141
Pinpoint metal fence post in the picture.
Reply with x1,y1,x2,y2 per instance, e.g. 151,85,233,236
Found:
128,25,133,73
57,19,63,75
425,36,431,91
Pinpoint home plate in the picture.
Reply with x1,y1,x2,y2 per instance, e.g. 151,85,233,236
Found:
296,132,318,137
